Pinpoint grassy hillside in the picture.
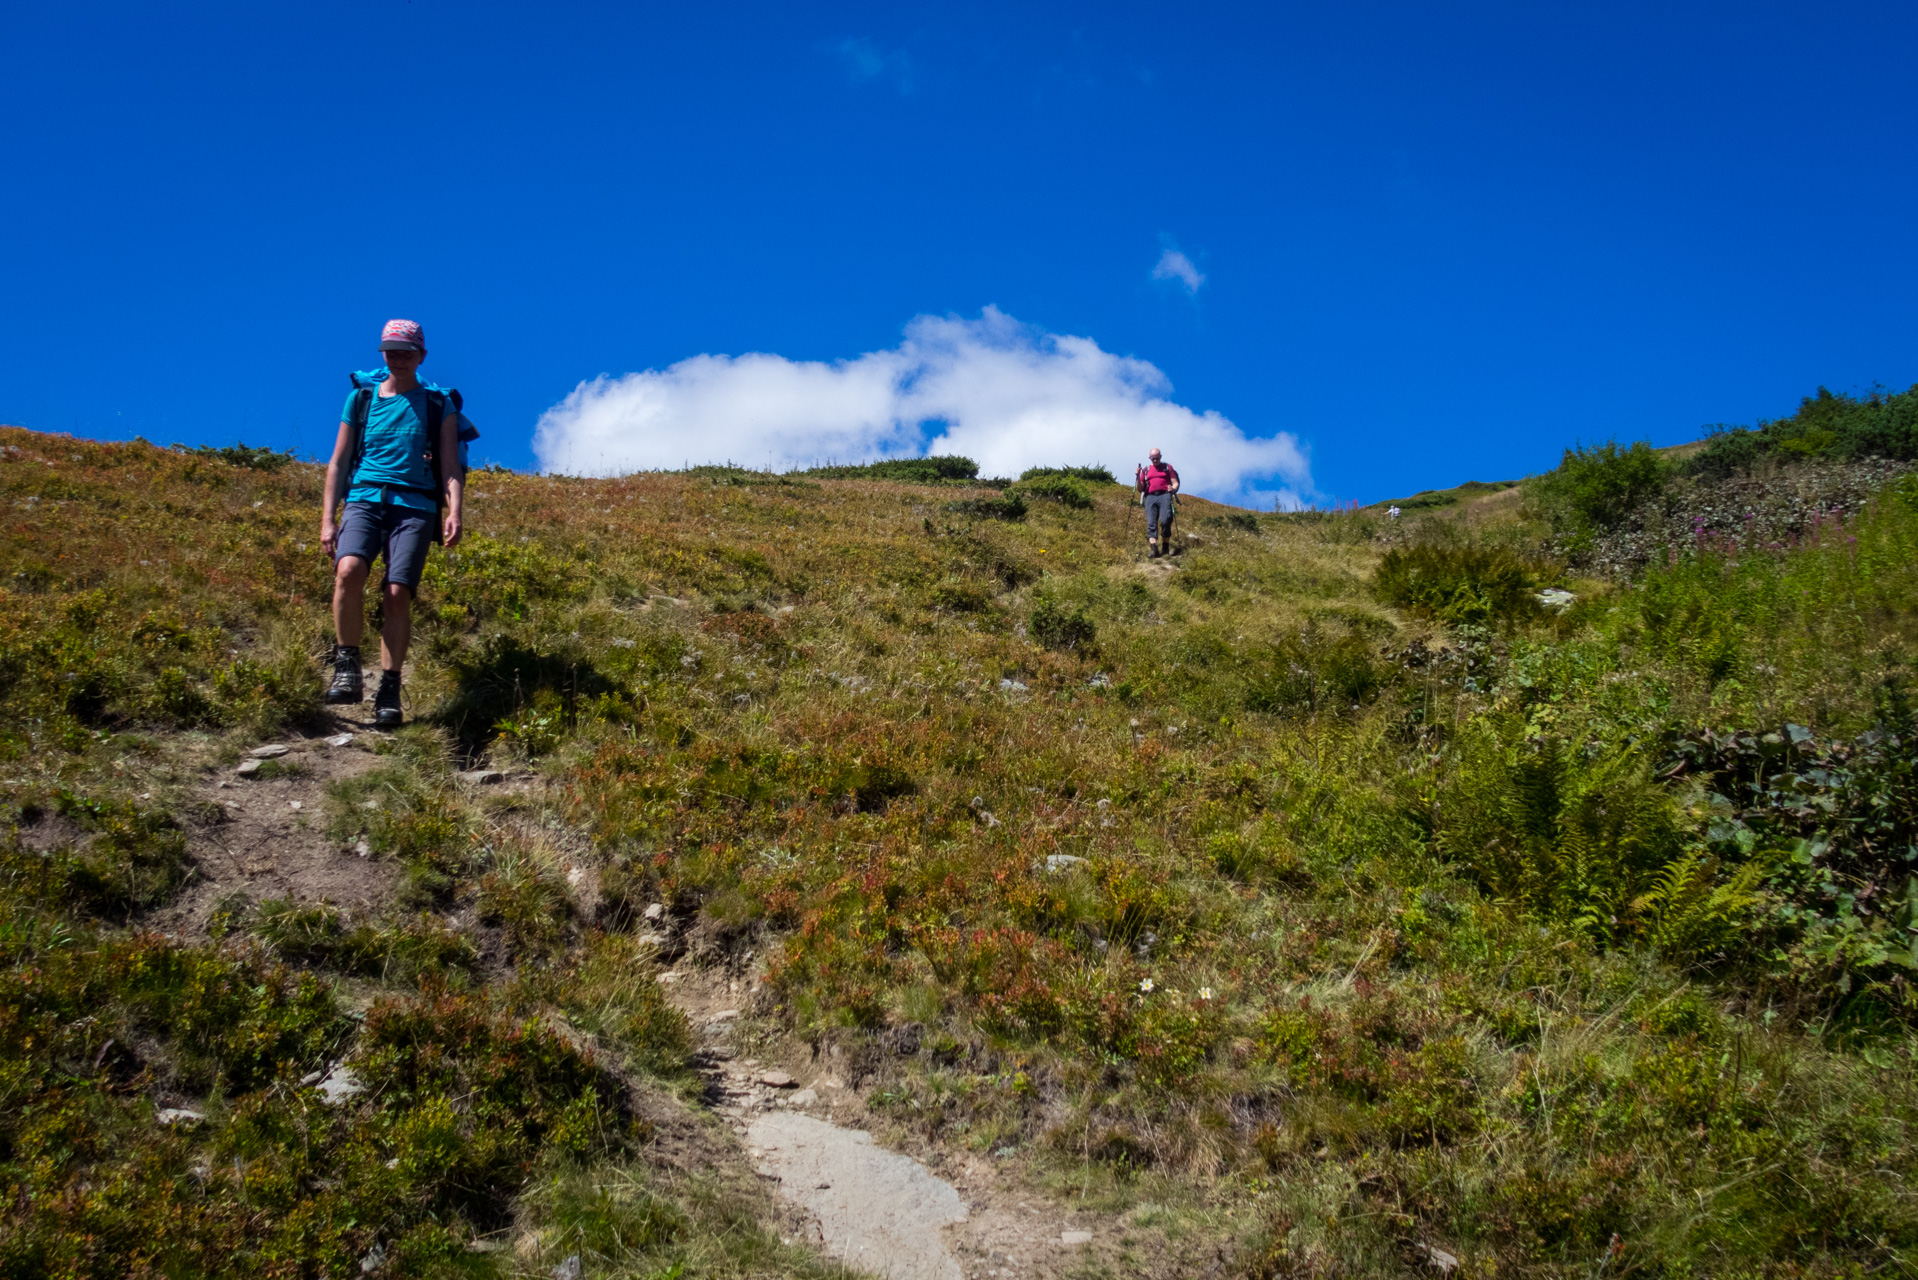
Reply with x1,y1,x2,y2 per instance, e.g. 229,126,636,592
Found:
2,425,1917,1278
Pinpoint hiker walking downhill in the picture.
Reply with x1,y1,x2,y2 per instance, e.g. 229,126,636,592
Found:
319,319,470,728
1136,447,1181,558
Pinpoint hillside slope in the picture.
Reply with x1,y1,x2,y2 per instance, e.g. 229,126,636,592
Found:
3,429,1918,1278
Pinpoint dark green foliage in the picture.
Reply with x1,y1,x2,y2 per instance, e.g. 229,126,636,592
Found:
680,463,811,487
1690,384,1918,478
1029,597,1096,651
1,791,192,917
1242,630,1388,714
1659,711,1918,1015
437,632,622,759
1373,543,1545,625
1008,474,1093,509
803,455,979,483
171,441,298,471
0,596,314,741
1427,729,1758,958
1019,465,1117,485
926,579,994,612
944,493,1027,521
1527,439,1669,533
251,899,480,979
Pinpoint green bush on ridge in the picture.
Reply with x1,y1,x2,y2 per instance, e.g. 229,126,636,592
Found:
1690,383,1918,478
1019,464,1117,485
803,455,979,482
1526,439,1669,537
1008,473,1094,509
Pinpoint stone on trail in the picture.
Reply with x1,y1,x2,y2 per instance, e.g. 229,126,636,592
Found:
324,733,354,747
315,1065,364,1105
748,1111,968,1280
236,759,263,777
757,1069,796,1088
249,744,290,758
1062,1230,1093,1245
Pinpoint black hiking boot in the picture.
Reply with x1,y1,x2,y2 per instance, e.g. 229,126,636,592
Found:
324,645,363,704
373,669,404,729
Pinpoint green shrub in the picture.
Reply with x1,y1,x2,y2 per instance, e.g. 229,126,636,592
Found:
1009,475,1093,509
1527,439,1669,533
1429,728,1763,960
804,455,978,482
252,899,479,979
9,791,194,917
1030,597,1096,651
1373,543,1544,625
1242,631,1388,714
926,579,994,613
1019,465,1117,485
1689,384,1918,478
944,493,1026,521
171,441,297,471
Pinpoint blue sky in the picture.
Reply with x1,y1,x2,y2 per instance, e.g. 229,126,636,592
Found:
3,1,1914,505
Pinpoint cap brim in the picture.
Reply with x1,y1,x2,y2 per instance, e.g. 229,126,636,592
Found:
377,339,424,352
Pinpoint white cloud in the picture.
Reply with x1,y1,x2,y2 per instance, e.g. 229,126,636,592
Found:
1152,249,1205,294
533,308,1311,508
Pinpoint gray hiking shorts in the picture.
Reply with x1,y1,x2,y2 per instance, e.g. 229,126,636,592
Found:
1145,492,1174,538
336,501,434,593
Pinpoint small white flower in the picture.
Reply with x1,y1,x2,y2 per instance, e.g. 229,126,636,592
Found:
1139,978,1155,993
1199,987,1214,1000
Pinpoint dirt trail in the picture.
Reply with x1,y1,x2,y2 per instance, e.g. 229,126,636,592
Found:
662,965,1119,1280
157,708,395,937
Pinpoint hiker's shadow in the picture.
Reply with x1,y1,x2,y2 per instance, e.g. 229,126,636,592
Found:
434,633,619,765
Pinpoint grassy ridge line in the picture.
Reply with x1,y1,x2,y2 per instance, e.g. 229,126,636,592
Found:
2,425,1917,1277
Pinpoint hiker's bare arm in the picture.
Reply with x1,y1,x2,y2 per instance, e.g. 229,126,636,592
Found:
439,411,464,550
320,421,354,555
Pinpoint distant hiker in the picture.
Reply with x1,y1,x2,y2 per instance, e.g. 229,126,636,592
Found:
319,319,468,728
1135,448,1181,557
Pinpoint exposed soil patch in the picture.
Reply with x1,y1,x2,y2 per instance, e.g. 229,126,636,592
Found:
156,712,396,937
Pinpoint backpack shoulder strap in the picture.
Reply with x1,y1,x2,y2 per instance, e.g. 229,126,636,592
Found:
422,390,450,512
346,385,375,477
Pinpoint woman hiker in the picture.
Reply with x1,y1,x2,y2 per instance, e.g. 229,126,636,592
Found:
319,319,466,728
1135,447,1181,558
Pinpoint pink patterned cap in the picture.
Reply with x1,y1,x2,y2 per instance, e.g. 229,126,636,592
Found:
377,319,425,352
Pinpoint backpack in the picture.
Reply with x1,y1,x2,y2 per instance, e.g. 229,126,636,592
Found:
345,370,479,536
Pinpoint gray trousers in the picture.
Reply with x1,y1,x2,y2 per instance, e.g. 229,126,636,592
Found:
1145,492,1174,539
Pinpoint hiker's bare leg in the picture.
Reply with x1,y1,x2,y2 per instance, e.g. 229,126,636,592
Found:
333,557,370,646
379,582,412,671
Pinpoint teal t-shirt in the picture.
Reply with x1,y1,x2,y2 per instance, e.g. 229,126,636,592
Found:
341,386,439,511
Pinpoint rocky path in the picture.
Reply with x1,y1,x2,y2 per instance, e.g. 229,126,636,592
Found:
661,966,1120,1280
